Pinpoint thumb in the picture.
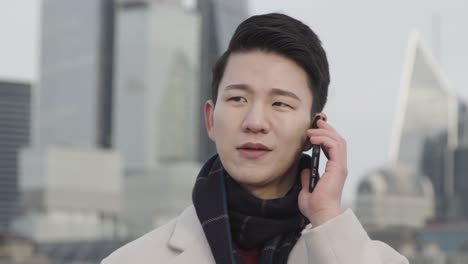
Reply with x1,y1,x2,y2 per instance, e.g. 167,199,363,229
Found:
300,169,310,192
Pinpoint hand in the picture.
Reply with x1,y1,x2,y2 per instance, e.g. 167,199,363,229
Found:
298,119,348,226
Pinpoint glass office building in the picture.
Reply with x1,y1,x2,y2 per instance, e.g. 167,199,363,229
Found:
0,81,30,232
358,32,468,225
15,0,124,243
36,0,114,148
389,33,458,170
113,0,202,236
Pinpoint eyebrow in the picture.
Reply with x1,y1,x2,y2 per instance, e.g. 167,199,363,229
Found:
224,84,252,93
270,88,301,102
224,84,301,102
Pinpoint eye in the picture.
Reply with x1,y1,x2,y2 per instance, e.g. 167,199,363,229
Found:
228,96,247,103
273,102,292,108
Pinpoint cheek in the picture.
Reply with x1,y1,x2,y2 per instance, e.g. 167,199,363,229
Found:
212,105,238,139
212,106,227,133
275,116,310,144
285,130,307,149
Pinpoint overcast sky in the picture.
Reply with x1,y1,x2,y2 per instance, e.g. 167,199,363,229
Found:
0,0,40,82
0,0,467,205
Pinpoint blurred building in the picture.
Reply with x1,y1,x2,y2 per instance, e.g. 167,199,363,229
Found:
34,0,115,148
388,32,458,170
14,147,125,242
0,233,47,264
356,33,441,228
421,126,468,221
357,32,468,228
113,0,202,236
0,232,129,264
198,0,248,162
356,165,434,229
113,0,200,174
421,100,468,221
368,226,468,264
389,32,468,222
124,162,200,235
36,238,130,264
15,0,125,243
453,145,468,219
0,81,31,233
356,32,468,263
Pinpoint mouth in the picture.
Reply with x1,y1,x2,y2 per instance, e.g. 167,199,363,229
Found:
237,142,272,159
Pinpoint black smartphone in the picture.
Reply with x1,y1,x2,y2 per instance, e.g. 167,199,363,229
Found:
309,115,322,192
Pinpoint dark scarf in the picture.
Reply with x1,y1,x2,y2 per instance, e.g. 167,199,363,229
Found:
192,154,310,264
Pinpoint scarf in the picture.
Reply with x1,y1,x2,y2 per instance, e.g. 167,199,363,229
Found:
192,154,310,263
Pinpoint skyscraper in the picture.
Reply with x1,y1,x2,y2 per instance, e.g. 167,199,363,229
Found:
421,99,468,220
389,32,458,170
35,0,115,148
113,0,201,173
0,81,31,232
454,103,468,219
389,31,464,222
357,32,468,224
113,0,202,235
15,0,124,242
356,32,456,227
197,0,248,162
385,31,457,222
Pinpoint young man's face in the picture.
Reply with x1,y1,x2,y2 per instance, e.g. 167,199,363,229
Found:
205,50,313,197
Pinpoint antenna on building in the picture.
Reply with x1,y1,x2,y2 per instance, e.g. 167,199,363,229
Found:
431,12,442,65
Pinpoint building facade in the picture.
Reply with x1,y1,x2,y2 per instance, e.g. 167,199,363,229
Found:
390,32,468,222
113,0,202,236
356,165,434,229
113,0,201,173
0,81,31,232
15,0,124,242
15,146,124,242
35,0,114,148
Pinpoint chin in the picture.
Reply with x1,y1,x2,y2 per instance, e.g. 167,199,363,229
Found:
231,173,275,187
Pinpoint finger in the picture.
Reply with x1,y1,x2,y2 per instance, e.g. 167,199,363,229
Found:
307,120,344,142
308,136,345,161
309,135,338,147
317,119,338,134
306,128,342,143
300,168,310,192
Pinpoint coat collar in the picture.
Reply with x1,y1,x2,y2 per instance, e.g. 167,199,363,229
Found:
167,205,216,263
166,205,307,264
167,205,206,251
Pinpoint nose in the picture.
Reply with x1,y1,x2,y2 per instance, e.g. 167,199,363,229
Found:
241,103,270,134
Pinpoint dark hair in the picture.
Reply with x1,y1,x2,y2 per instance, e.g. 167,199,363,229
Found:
211,13,330,115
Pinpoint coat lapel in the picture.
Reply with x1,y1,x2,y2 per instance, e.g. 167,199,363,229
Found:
165,205,309,264
167,205,215,264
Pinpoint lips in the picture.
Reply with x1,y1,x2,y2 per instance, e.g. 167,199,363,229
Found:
237,142,271,158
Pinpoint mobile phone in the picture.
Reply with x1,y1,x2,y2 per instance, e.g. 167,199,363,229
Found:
309,115,323,192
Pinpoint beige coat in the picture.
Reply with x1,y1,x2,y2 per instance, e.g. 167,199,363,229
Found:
102,206,408,264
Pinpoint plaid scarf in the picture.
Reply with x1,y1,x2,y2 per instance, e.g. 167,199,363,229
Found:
192,154,310,264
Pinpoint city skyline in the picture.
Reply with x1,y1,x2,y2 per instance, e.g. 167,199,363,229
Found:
1,0,468,204
0,1,467,262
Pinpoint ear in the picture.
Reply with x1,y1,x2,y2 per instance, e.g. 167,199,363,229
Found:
204,100,216,141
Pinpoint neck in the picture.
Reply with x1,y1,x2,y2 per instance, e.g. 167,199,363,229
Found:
241,161,300,200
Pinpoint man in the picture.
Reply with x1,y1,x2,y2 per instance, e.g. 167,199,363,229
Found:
102,13,409,263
